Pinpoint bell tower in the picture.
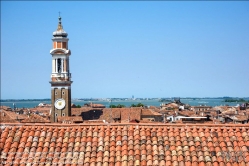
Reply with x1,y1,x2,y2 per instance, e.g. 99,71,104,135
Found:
49,16,72,122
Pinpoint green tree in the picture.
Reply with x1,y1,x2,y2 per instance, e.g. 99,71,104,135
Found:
131,103,144,107
131,104,136,107
137,103,144,107
110,104,125,108
117,104,125,108
109,105,117,108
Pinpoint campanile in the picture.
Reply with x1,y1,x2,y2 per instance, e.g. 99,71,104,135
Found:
50,16,72,122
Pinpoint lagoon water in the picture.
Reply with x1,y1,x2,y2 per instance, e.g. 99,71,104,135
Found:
1,98,244,109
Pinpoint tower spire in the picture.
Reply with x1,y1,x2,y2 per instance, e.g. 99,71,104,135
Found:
53,13,67,37
57,12,63,31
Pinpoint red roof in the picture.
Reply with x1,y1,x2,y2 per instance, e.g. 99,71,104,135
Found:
96,108,142,122
0,110,27,123
0,110,19,123
21,114,50,123
57,116,83,123
141,109,162,116
71,107,99,116
0,124,249,165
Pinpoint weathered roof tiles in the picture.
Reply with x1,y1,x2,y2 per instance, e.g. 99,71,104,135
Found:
0,124,249,165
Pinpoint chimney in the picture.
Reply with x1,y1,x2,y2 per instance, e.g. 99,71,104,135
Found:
163,114,166,123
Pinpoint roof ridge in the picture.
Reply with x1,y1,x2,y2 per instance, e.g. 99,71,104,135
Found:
1,122,249,127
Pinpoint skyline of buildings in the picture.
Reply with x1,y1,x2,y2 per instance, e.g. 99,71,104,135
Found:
1,26,249,165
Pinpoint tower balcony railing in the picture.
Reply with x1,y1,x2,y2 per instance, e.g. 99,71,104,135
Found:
51,72,71,76
51,73,71,79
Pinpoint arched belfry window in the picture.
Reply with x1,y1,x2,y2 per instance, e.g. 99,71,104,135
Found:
57,58,61,73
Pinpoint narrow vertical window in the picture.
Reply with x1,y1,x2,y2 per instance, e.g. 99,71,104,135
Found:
62,59,64,72
62,42,67,49
57,42,62,48
53,42,56,48
57,58,61,73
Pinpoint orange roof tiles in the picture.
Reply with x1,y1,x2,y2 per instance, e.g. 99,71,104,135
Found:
0,110,26,123
96,108,142,122
141,109,162,116
57,116,83,123
0,124,249,165
21,114,49,123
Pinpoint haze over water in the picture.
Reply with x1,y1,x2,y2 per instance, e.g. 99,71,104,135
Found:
1,98,246,109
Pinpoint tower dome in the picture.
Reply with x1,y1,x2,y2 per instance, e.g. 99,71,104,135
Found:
53,16,68,37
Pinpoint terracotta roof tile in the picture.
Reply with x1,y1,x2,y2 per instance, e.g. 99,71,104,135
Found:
0,124,249,165
21,114,49,123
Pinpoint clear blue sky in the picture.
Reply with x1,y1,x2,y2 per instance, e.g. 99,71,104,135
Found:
1,1,249,99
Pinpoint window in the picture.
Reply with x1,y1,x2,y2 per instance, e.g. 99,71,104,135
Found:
55,113,58,116
62,91,65,95
62,113,65,116
62,42,67,49
53,42,56,48
57,58,61,73
57,42,62,48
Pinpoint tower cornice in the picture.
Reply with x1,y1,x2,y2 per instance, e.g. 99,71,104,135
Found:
50,48,71,55
52,37,69,41
49,81,73,85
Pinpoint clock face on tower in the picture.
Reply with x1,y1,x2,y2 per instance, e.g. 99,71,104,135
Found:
54,98,66,109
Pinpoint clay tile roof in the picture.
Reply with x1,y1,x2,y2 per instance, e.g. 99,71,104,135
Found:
0,124,249,165
21,114,49,123
57,116,83,123
117,108,141,122
0,110,26,123
141,109,162,116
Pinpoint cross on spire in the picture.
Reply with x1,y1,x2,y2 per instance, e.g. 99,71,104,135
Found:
57,12,63,31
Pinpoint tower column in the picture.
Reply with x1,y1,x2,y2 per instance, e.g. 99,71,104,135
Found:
68,59,70,72
52,59,54,73
54,59,56,73
64,59,67,72
50,16,72,123
55,58,57,73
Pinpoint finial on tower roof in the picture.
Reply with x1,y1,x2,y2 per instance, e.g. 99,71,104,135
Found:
57,12,63,31
53,12,68,37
